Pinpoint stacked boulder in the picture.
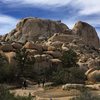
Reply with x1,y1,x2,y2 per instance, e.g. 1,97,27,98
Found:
0,18,100,83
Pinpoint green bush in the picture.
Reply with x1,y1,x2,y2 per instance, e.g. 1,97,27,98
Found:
0,54,12,83
52,68,70,85
69,67,86,83
0,64,17,83
51,49,86,85
52,67,86,85
0,85,33,100
73,89,100,100
61,49,78,68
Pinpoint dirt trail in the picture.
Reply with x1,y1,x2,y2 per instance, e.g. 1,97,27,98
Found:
10,85,44,97
10,84,100,100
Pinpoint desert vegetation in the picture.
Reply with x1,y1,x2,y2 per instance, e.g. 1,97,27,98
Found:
52,49,86,85
0,85,33,100
72,89,100,100
0,48,86,85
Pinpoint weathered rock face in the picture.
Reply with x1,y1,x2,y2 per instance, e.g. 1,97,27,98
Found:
1,18,99,49
72,21,100,48
3,17,68,43
48,33,79,43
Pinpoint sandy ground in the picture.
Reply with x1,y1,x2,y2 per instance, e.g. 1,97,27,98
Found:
10,86,80,100
10,83,100,100
10,84,44,97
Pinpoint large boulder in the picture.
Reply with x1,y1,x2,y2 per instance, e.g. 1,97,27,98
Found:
48,41,63,49
23,41,43,51
26,49,38,56
1,44,14,52
11,42,22,49
4,52,16,64
23,41,35,49
44,50,62,58
85,68,100,82
47,46,56,51
72,21,100,48
33,61,50,71
62,84,84,90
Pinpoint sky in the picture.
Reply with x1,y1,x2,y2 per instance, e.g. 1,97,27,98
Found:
0,0,100,38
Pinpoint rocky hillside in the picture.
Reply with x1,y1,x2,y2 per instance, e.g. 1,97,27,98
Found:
0,17,100,83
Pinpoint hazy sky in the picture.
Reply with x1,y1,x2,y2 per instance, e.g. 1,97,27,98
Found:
0,0,100,38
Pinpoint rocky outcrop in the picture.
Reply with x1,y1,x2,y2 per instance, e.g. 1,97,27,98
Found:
72,21,100,48
2,17,68,43
0,18,100,81
1,18,100,49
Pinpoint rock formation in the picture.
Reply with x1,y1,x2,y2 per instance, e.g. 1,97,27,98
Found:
1,17,68,43
72,21,100,48
0,17,100,83
1,18,100,48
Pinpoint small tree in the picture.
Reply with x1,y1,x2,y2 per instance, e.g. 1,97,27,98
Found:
15,48,35,78
0,54,9,83
51,49,81,85
69,67,86,83
0,53,7,66
61,49,78,68
52,68,70,85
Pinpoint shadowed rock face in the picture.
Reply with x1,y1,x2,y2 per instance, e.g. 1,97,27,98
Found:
2,17,68,43
72,21,100,48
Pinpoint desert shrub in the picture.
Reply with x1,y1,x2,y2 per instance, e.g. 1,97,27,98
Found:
52,68,69,85
69,67,86,83
52,67,86,85
51,49,86,85
61,49,78,68
0,54,12,83
0,63,17,83
52,49,80,84
73,89,100,100
72,88,100,100
0,85,33,100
